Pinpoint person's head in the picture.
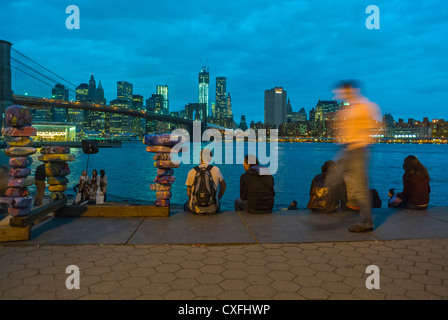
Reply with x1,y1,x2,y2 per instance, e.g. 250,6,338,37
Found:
403,155,430,181
82,170,87,176
200,148,213,164
333,80,361,102
243,154,259,171
92,170,97,177
321,160,336,175
290,201,297,207
100,170,105,177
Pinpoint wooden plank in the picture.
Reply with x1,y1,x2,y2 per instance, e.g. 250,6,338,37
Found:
9,199,67,228
54,205,170,217
0,216,30,242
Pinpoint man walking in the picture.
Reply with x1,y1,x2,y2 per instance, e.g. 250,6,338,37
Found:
333,81,381,232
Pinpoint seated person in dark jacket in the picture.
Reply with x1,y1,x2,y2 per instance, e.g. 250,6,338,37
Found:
307,160,347,213
234,155,275,213
389,155,430,210
288,201,298,210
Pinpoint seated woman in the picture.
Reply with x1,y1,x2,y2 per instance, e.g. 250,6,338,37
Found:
307,160,346,213
389,155,430,210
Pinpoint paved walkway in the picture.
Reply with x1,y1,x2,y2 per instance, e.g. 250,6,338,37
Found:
1,207,447,300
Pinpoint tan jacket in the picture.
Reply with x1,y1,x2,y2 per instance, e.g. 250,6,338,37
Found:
336,97,381,149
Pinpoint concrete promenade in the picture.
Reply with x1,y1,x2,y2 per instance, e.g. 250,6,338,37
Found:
0,207,447,300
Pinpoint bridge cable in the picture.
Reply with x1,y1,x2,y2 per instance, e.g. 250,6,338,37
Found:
11,48,78,88
11,57,77,95
12,66,55,88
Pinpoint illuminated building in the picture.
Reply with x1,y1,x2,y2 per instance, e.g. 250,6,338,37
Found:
31,107,51,122
264,87,287,128
51,84,69,122
69,83,88,130
33,122,77,141
116,81,133,133
314,100,339,123
146,94,164,113
76,83,89,101
156,84,169,115
109,99,127,134
383,112,395,128
226,93,232,118
87,74,96,102
117,81,133,104
215,77,227,118
198,66,209,116
132,94,144,134
95,80,106,104
239,115,248,131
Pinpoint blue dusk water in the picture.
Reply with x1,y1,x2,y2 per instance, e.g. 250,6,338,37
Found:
1,142,447,210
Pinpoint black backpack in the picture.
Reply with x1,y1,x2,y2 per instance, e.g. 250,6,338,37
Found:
307,174,338,213
191,165,217,213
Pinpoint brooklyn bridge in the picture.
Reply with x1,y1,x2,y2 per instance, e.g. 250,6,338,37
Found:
0,39,225,134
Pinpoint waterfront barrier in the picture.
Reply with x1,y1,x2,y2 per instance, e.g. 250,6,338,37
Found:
54,203,169,218
0,198,66,242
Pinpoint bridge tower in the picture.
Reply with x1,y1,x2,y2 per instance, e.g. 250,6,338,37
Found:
0,40,13,130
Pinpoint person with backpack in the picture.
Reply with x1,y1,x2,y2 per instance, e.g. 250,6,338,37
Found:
185,149,226,214
307,160,346,213
234,154,275,214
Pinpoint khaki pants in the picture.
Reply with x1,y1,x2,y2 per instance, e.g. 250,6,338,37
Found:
34,180,46,206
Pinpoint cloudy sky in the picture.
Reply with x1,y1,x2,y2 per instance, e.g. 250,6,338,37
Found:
1,0,447,123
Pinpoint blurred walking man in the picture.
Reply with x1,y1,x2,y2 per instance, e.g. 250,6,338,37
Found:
333,81,381,232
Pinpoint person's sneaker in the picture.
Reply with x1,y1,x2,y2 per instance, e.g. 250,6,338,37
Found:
349,224,373,232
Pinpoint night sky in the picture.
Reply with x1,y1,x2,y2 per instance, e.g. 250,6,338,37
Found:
1,0,447,123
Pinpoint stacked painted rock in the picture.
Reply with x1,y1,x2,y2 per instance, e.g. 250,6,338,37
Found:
1,105,36,217
144,133,181,207
38,146,75,200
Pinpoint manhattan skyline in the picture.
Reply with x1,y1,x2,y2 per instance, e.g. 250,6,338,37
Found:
1,0,447,123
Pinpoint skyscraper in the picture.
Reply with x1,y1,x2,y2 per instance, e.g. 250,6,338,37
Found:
133,95,145,134
52,83,69,101
70,83,88,130
264,87,287,128
75,83,89,102
239,115,248,131
156,84,169,115
51,83,68,122
87,74,96,103
117,81,133,105
95,80,106,105
215,77,227,118
116,81,133,133
198,66,209,116
314,100,339,123
226,93,232,118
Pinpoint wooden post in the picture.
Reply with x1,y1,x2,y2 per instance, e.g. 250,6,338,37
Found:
9,198,67,228
0,215,30,242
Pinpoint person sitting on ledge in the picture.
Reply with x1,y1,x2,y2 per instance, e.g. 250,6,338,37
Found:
235,154,275,214
288,201,298,210
185,148,226,214
388,155,431,210
307,160,346,213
